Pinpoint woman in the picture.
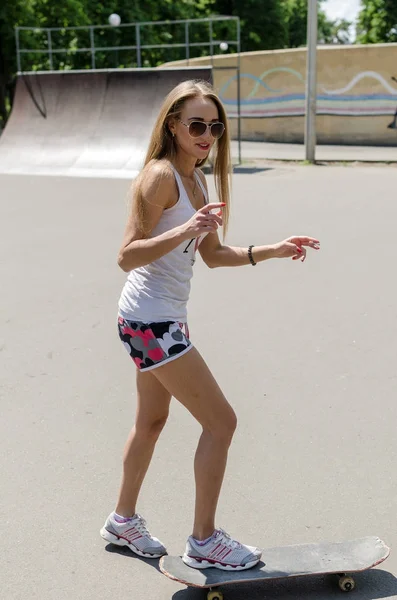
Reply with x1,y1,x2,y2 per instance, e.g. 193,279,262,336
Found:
100,79,320,571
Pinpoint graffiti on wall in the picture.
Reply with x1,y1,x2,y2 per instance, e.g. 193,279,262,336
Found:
220,69,397,125
388,76,397,129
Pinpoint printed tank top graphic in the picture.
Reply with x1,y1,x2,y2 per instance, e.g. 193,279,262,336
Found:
182,234,206,266
171,165,209,267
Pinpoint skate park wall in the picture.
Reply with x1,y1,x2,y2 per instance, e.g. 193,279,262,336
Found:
162,43,397,146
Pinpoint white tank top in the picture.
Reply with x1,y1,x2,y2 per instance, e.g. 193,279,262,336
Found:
118,164,209,323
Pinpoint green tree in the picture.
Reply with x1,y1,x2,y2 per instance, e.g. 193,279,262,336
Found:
12,0,90,71
319,18,352,44
84,0,213,67
283,0,352,47
0,0,90,127
356,0,397,43
0,0,36,126
210,0,288,51
284,0,307,47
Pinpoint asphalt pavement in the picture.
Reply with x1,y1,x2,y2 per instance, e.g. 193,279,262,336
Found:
1,164,396,600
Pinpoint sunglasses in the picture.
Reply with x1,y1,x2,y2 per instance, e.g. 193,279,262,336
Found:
176,118,225,140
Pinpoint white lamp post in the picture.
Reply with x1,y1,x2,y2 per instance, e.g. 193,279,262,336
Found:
305,0,318,163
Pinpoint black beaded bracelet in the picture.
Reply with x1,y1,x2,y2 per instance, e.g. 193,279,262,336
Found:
248,245,257,266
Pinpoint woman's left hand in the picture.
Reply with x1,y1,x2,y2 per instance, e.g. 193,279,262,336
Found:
284,236,320,262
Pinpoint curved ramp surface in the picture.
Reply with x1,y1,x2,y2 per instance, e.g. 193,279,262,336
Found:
0,67,212,178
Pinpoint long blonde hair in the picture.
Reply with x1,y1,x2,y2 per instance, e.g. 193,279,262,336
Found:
133,79,231,237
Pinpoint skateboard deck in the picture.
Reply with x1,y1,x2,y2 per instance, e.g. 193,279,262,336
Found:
160,536,389,598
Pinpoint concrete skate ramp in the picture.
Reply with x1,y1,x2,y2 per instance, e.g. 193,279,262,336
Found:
0,67,212,178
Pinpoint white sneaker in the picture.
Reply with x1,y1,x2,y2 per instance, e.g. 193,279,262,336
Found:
100,512,167,558
182,528,262,570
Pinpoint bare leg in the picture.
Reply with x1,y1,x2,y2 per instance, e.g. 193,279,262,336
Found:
115,369,171,517
152,347,237,540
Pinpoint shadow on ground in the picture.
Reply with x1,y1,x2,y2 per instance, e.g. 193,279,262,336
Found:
232,166,274,174
202,164,273,175
104,543,162,574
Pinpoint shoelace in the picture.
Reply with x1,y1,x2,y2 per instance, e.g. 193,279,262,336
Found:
133,514,151,537
217,528,242,550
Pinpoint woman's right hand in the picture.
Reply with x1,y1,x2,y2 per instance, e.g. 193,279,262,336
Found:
180,203,225,239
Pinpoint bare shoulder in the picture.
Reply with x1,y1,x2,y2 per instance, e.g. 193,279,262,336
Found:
121,160,176,246
144,158,174,180
140,159,176,205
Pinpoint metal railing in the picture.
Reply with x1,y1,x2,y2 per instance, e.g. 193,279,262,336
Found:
15,16,240,71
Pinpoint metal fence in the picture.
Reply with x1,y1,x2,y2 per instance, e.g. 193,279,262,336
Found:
15,16,240,71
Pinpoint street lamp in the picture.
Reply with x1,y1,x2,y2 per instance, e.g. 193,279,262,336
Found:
305,0,318,163
108,13,121,26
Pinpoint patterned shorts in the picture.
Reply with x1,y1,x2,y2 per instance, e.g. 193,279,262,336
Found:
118,316,192,372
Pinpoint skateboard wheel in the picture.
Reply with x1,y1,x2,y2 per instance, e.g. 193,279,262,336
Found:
207,591,223,600
338,575,356,592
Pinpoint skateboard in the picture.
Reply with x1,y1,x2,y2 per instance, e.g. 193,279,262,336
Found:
160,536,390,599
